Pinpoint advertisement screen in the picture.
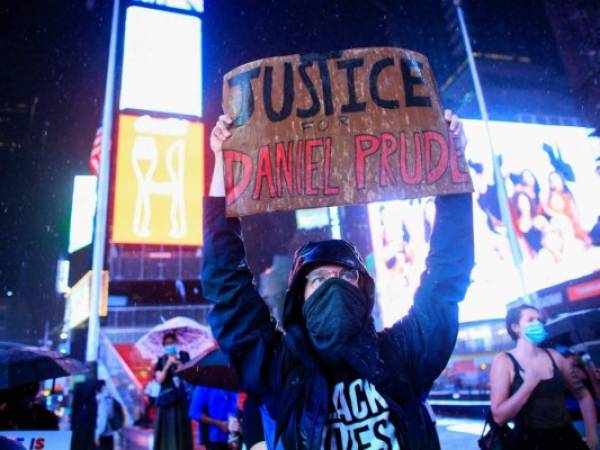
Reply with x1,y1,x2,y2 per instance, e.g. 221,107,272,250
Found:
369,120,600,325
112,114,204,246
68,175,97,253
67,271,108,329
120,6,202,117
132,0,204,12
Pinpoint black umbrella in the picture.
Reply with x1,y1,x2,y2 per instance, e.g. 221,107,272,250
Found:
176,348,239,392
0,344,89,389
545,309,600,347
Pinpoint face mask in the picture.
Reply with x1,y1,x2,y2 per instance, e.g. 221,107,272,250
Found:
523,320,547,345
164,344,178,356
303,278,370,363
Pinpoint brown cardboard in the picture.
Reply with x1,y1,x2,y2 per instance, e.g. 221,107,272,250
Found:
221,47,473,217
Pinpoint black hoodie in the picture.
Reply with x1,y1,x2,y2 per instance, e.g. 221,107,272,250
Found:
202,193,474,449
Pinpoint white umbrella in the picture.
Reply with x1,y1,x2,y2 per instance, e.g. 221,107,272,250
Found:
134,316,216,360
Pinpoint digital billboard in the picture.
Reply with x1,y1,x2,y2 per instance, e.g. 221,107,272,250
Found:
368,120,600,325
112,114,204,246
68,175,97,253
132,0,204,12
120,6,202,117
296,207,331,230
67,271,108,329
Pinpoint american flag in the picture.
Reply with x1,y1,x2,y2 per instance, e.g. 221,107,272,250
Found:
89,126,102,176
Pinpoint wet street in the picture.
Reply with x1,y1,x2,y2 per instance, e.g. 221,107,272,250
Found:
115,417,486,450
436,417,485,450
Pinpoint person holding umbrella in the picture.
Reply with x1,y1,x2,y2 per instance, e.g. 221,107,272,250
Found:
153,332,193,450
0,343,87,431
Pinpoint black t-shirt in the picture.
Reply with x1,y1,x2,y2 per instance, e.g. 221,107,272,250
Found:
321,367,401,450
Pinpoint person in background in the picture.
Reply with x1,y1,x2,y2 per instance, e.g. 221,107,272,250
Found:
153,332,192,450
94,380,115,450
188,386,238,450
567,351,600,402
490,305,598,449
0,382,58,430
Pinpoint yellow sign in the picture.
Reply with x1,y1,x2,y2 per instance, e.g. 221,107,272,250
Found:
67,271,108,329
112,114,204,245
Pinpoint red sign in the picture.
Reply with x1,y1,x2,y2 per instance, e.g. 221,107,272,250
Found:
567,277,600,302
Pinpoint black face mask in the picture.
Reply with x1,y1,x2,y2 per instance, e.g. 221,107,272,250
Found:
302,278,371,363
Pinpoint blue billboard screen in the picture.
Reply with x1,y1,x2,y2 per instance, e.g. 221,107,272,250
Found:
369,120,600,325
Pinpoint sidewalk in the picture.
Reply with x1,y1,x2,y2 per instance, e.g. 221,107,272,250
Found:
436,416,485,450
118,423,203,450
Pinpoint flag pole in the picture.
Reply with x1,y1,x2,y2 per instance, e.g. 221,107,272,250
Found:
453,0,531,303
86,0,120,363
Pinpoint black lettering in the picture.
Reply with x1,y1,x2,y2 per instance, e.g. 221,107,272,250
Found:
374,419,394,448
353,425,371,450
370,57,399,109
297,62,321,118
227,67,261,127
318,60,334,116
401,58,432,107
300,52,342,116
323,426,343,450
337,58,367,113
263,63,294,122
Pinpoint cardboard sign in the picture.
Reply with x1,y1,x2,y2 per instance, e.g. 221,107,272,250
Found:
0,431,72,450
221,47,473,217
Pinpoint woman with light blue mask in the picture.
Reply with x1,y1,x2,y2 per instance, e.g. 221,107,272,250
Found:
489,305,597,449
153,332,193,450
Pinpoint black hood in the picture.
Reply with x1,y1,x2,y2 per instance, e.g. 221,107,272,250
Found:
282,239,375,330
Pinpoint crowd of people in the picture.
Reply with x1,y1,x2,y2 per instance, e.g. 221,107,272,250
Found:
1,114,598,450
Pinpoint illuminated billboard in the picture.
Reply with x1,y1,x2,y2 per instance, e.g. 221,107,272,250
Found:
67,271,108,329
112,114,204,246
120,6,202,117
369,120,600,325
296,208,331,230
68,176,97,253
132,0,204,12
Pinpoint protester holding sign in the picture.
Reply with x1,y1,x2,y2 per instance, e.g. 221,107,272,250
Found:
202,90,473,450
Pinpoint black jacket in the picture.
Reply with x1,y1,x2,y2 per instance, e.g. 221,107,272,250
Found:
202,193,474,450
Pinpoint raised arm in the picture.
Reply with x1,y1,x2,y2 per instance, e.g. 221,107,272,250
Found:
202,115,279,396
387,111,475,393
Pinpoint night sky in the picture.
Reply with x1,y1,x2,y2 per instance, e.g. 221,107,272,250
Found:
0,0,110,342
0,0,565,344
